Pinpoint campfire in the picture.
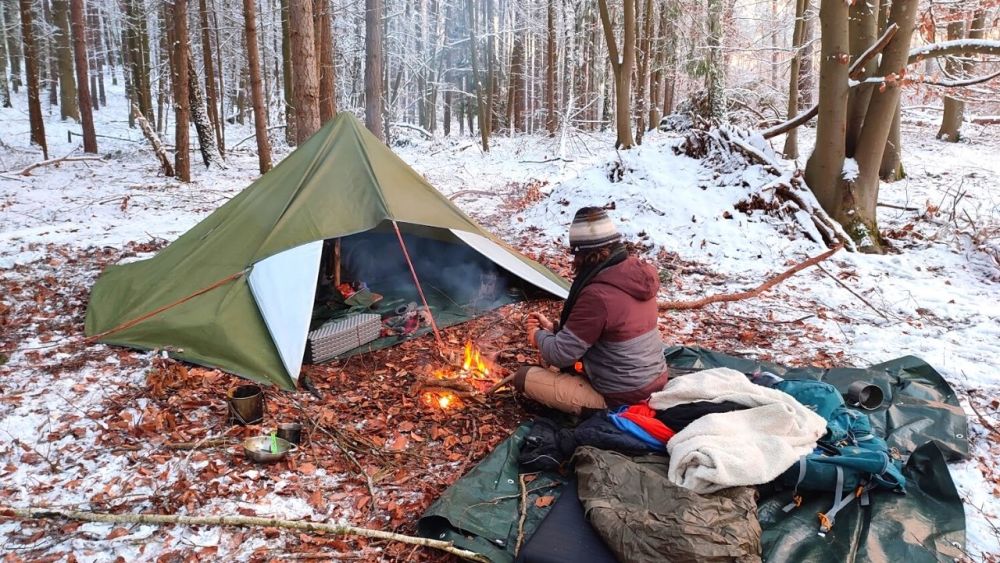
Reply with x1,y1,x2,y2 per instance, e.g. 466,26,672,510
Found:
417,341,499,410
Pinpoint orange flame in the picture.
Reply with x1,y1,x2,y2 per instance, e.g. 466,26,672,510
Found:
462,341,490,378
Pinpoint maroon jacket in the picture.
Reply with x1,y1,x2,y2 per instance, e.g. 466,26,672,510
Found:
536,257,668,402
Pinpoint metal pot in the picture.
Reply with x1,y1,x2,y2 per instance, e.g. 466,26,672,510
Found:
242,436,296,463
846,381,885,410
276,422,303,445
228,384,265,425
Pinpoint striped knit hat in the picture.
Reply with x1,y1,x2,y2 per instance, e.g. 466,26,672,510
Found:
568,207,621,253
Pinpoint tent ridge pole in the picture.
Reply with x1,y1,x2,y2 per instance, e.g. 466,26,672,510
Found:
391,220,445,352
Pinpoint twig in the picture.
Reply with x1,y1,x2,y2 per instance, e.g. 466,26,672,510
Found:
488,374,515,394
877,202,920,211
163,437,232,450
17,155,106,176
518,157,574,164
966,395,1000,439
814,264,892,321
0,506,489,562
515,474,529,556
659,246,842,310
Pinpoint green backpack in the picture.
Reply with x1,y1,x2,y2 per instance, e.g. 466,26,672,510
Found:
773,379,906,535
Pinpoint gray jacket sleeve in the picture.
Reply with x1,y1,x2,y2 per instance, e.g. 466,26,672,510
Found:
536,327,591,369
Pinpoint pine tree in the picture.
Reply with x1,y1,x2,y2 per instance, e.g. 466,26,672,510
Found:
243,0,271,172
19,0,47,158
69,0,96,152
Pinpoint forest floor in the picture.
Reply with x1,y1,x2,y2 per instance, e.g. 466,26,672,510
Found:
1,91,998,561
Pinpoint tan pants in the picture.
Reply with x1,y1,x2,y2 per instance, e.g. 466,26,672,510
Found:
514,366,607,415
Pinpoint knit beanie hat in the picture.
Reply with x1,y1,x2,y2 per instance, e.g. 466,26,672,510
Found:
568,207,622,253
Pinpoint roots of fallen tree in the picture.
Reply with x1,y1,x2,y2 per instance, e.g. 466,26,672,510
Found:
0,506,489,562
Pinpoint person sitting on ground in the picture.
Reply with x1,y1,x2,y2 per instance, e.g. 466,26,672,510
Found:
515,207,669,415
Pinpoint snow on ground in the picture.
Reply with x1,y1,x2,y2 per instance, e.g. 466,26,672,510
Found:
2,83,999,559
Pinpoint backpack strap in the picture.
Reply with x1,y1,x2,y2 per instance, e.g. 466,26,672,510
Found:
782,456,808,513
817,467,859,536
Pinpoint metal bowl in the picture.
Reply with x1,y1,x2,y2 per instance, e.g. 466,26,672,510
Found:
243,436,296,463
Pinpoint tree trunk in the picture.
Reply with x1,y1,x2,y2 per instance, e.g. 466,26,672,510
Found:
364,0,383,141
509,31,525,132
198,0,223,154
187,55,223,168
797,0,813,108
125,0,153,125
211,0,224,146
484,0,495,144
86,2,102,109
849,0,919,250
243,0,272,173
545,0,555,136
288,0,320,143
133,104,174,176
69,0,95,153
844,0,878,156
878,100,903,181
467,0,488,150
705,0,725,122
316,0,335,122
936,9,985,143
803,0,850,222
173,0,191,182
597,0,636,149
43,0,57,107
634,0,653,143
0,1,9,108
782,0,806,159
0,3,8,107
280,0,295,143
52,0,78,120
6,0,23,93
19,0,47,158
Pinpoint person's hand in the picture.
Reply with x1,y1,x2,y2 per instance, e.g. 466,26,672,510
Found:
525,317,540,348
528,312,554,332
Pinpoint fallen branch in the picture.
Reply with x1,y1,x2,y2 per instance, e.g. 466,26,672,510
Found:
163,437,232,451
133,104,175,177
659,246,842,311
0,506,489,562
448,189,496,201
763,24,899,139
488,374,515,394
17,155,106,176
814,264,891,321
514,474,530,556
970,115,1000,125
877,202,920,211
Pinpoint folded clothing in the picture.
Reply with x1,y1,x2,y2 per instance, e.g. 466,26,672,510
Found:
655,400,747,433
611,403,675,447
648,367,827,493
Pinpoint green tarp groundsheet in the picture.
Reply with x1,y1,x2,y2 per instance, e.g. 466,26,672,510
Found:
417,347,969,562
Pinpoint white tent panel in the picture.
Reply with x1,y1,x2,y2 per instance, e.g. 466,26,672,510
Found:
248,240,323,382
450,229,569,299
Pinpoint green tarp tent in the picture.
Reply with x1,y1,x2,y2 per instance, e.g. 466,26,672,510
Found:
85,114,568,390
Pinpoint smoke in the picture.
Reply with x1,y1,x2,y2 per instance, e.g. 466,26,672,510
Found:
335,227,514,310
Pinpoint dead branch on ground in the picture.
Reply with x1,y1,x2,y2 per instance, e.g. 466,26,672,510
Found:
133,104,175,177
17,154,106,176
0,506,489,562
659,246,842,311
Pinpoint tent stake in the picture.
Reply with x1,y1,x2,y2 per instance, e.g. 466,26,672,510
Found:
391,220,445,351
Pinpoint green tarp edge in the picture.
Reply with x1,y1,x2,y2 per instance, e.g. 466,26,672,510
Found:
418,347,969,563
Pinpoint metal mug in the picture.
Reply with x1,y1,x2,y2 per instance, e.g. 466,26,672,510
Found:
227,384,265,425
276,422,303,445
846,381,884,410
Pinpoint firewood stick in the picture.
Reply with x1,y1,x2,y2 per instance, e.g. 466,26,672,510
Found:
488,374,515,394
659,245,842,311
0,506,489,562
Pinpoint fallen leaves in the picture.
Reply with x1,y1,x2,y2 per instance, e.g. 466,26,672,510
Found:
534,495,555,508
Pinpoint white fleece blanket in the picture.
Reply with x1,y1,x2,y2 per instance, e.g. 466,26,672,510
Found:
648,367,827,494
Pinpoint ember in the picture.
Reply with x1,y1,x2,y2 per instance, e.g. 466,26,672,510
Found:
421,390,461,410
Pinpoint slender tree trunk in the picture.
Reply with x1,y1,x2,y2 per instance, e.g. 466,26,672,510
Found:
280,0,295,143
782,0,806,159
288,0,320,143
509,31,524,132
316,0,335,122
0,2,9,108
187,55,223,168
936,9,984,143
52,0,78,120
43,0,57,107
878,102,902,181
210,0,224,146
19,0,47,157
7,0,23,93
467,0,487,150
597,0,636,149
69,0,95,152
173,0,191,182
634,0,653,142
705,0,725,121
545,0,555,136
797,0,813,108
125,0,153,125
198,0,223,154
484,0,495,143
243,0,272,172
87,2,103,109
803,0,850,221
